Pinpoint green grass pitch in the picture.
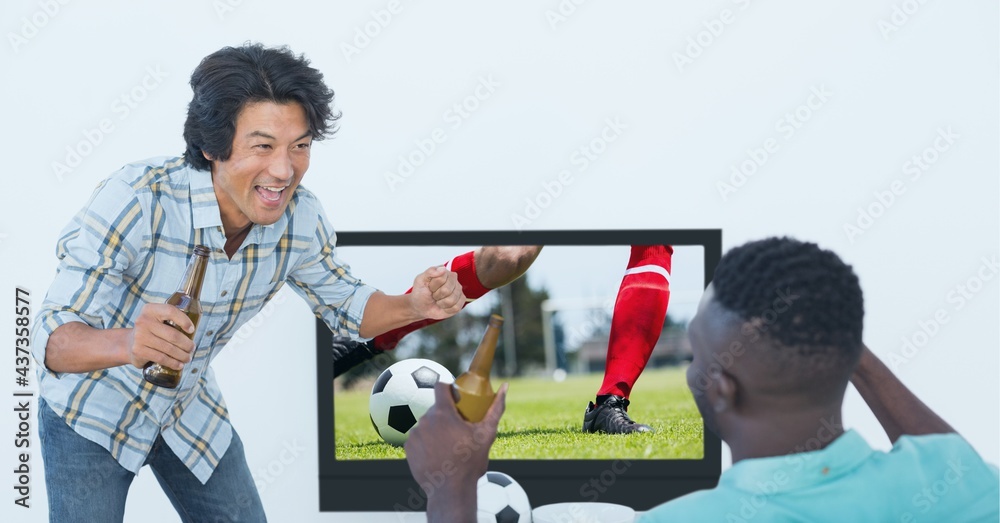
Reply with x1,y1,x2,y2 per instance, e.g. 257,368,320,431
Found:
334,366,703,460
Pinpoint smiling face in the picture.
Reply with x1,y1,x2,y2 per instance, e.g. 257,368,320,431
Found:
207,101,313,235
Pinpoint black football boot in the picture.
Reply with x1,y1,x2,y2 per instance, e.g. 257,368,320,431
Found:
582,395,653,434
331,337,382,378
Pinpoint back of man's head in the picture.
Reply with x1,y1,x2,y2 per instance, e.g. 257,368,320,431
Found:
182,43,339,171
711,237,865,405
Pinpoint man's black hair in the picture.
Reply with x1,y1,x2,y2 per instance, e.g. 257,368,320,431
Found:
183,43,339,171
712,237,865,374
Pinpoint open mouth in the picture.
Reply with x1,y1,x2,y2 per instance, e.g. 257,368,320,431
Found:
255,185,286,204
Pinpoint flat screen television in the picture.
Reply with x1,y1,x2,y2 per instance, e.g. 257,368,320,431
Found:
316,229,722,512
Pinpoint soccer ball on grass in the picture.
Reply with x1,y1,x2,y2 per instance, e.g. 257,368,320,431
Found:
368,358,454,446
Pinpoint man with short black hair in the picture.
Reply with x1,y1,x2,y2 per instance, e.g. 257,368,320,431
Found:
406,237,1000,522
33,43,468,522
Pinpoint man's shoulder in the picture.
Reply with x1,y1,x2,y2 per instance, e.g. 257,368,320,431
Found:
879,432,999,484
886,432,991,464
640,434,1000,523
871,433,1000,521
104,156,190,193
75,156,189,218
288,183,326,218
290,183,320,207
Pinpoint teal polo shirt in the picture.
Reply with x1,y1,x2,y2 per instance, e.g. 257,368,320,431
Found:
639,430,999,522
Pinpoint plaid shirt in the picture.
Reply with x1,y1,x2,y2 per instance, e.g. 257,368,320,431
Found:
32,156,376,483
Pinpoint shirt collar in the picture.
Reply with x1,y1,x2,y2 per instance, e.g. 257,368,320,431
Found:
720,430,874,494
187,164,224,231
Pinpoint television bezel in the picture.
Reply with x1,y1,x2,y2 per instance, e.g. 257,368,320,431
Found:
316,229,723,512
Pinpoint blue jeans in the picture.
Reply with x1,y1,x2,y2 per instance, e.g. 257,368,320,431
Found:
38,399,266,522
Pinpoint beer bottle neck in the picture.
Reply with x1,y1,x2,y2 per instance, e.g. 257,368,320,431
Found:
180,249,209,299
468,316,503,377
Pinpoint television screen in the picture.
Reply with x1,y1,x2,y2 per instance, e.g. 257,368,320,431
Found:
316,230,722,512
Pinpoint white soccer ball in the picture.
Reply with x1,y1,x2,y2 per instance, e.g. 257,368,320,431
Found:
368,358,454,446
477,471,532,523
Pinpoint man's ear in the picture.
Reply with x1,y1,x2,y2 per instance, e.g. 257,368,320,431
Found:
710,367,738,413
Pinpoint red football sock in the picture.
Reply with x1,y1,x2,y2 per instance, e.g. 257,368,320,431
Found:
370,250,491,351
597,245,673,400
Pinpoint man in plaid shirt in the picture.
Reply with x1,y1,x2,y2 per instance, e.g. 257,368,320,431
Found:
32,43,469,522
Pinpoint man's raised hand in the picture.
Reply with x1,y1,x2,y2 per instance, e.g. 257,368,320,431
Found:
411,266,466,321
405,381,508,522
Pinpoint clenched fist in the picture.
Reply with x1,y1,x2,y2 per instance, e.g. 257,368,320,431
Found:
410,266,466,321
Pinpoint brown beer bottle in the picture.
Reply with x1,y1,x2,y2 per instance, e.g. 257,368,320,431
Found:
143,245,210,388
452,314,503,422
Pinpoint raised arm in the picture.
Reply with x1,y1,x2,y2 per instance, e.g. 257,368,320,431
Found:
850,344,955,443
286,199,464,342
358,266,465,339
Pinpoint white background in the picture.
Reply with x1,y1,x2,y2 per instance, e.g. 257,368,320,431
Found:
1,1,997,521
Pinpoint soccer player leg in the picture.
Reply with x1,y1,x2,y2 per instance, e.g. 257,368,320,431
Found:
583,245,672,434
472,245,543,289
